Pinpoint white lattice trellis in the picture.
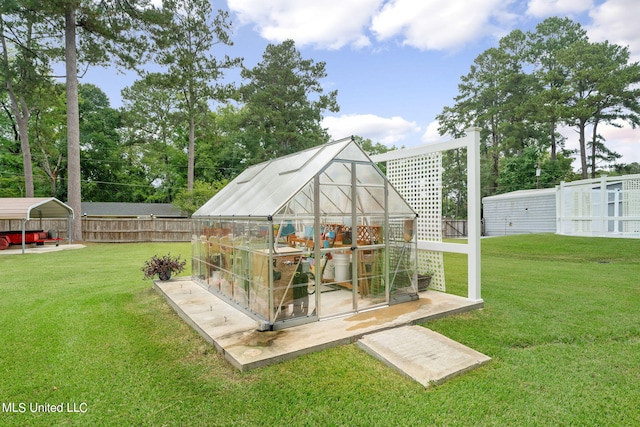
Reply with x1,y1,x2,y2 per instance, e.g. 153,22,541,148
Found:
572,189,592,233
558,174,640,237
623,179,640,233
387,153,445,291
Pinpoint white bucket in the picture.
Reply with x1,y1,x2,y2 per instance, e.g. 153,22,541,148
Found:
322,258,335,280
333,253,351,282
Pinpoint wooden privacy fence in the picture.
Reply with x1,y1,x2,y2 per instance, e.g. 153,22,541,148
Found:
82,218,191,242
442,219,468,238
0,218,192,243
1,218,471,242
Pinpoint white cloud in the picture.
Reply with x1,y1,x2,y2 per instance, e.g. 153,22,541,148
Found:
370,0,509,50
526,0,593,18
587,0,640,62
322,114,420,145
227,0,383,49
227,0,517,52
421,120,449,143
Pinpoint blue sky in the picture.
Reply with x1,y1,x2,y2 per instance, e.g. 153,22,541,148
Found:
82,0,640,165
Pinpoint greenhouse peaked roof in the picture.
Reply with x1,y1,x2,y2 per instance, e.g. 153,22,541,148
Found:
194,137,415,218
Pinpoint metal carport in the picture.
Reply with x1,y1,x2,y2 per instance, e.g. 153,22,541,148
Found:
0,198,74,254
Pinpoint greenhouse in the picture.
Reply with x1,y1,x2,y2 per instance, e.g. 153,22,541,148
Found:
191,137,418,330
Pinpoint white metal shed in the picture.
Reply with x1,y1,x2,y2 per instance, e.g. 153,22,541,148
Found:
482,188,557,236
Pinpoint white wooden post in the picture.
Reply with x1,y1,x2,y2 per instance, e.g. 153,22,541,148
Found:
466,127,482,302
371,127,483,303
599,175,608,236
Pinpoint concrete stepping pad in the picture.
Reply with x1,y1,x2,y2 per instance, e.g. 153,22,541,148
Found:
358,325,491,387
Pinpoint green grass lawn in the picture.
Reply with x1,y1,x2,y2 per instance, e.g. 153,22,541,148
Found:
1,235,639,426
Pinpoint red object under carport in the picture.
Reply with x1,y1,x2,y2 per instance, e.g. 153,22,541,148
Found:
0,230,61,247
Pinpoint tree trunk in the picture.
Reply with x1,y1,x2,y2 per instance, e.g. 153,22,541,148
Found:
16,112,34,197
590,121,599,179
578,119,588,179
188,114,195,191
65,8,82,241
550,117,557,162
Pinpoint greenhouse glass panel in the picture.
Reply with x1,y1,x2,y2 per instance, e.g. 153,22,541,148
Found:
335,141,372,162
356,186,385,215
387,216,418,303
320,161,352,185
319,184,352,216
355,163,386,186
276,181,315,217
387,184,417,215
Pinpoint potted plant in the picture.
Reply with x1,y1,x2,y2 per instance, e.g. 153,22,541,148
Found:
417,268,435,292
142,253,186,281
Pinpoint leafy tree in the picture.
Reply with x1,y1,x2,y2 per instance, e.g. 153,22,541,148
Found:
172,179,227,216
148,0,240,191
437,29,546,198
437,46,515,196
586,133,621,177
558,40,640,178
238,39,339,164
525,17,587,161
31,0,162,239
611,162,640,175
194,106,245,182
0,96,24,196
78,83,150,201
495,30,544,157
496,146,574,193
438,16,640,196
29,83,67,197
121,73,186,202
0,3,55,197
442,148,467,219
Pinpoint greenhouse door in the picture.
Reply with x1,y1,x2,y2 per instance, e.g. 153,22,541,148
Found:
316,161,388,319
